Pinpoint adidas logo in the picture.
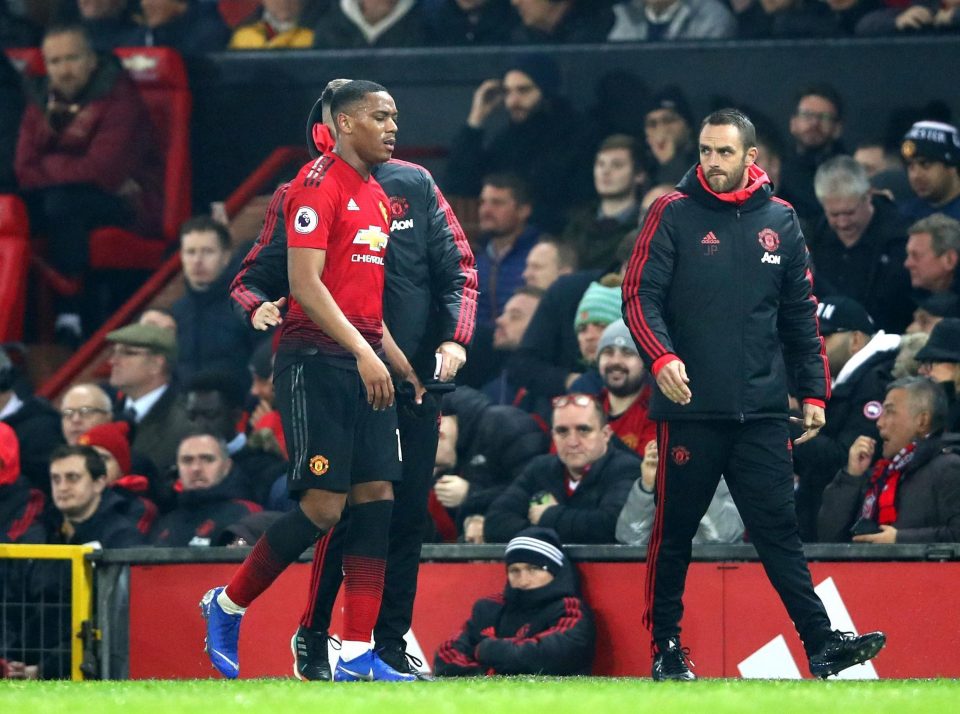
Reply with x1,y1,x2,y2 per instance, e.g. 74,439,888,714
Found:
701,231,720,245
347,198,360,211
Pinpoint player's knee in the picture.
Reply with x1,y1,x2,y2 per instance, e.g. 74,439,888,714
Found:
350,480,394,504
298,491,346,530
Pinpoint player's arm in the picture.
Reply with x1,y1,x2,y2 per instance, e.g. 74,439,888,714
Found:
288,246,394,409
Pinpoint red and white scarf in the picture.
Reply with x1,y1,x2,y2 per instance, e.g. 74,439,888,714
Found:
860,440,917,525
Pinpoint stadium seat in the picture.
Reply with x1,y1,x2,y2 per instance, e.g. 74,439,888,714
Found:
217,0,260,28
0,195,30,342
88,47,192,270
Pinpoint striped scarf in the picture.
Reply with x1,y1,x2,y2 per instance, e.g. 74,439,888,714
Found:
860,440,918,525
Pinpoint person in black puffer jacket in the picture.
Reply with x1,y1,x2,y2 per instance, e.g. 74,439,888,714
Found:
434,526,595,676
434,386,549,540
153,433,260,547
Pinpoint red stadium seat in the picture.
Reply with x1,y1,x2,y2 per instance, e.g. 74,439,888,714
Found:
0,195,30,341
88,47,192,269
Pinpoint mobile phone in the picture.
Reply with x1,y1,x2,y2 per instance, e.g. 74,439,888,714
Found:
850,517,882,536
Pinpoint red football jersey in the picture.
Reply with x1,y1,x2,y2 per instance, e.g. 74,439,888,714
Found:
280,152,391,359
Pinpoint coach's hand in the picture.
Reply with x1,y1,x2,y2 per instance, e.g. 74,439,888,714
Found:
792,403,826,445
252,297,286,330
358,350,394,410
435,341,466,382
656,359,692,405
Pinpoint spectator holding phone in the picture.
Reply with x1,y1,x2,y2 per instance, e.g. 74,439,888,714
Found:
818,376,960,543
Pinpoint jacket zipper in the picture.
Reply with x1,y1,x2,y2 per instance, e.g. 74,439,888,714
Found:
736,206,745,423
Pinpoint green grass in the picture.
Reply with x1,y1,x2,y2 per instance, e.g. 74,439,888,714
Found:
0,678,955,714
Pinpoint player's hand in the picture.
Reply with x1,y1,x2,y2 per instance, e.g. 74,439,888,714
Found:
641,440,658,491
434,475,470,508
655,359,692,405
895,5,934,29
791,403,826,445
357,350,394,411
251,297,286,330
845,435,876,477
853,524,897,544
468,79,503,128
435,341,466,382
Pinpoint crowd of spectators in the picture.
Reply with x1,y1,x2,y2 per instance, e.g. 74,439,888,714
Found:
3,1,958,54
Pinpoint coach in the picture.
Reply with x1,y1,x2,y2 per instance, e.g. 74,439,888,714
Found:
622,108,885,681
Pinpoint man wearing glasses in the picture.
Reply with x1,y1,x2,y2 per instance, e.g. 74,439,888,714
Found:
780,84,847,226
59,382,113,445
483,392,638,544
106,322,188,475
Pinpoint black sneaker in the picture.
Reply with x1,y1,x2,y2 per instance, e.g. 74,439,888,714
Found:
809,630,886,679
291,627,339,681
376,644,433,681
652,637,697,681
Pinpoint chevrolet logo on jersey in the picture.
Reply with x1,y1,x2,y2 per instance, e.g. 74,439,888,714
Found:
353,226,389,252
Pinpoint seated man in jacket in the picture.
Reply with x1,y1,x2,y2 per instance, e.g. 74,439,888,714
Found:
483,393,639,543
153,432,261,547
817,376,960,543
433,386,548,542
434,526,595,676
15,24,162,339
46,444,144,548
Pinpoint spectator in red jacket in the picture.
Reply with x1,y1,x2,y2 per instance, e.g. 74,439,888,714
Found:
15,24,162,342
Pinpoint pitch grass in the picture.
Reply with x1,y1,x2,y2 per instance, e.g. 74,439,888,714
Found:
0,677,955,714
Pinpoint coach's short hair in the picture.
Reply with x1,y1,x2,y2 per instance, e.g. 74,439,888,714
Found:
701,108,757,150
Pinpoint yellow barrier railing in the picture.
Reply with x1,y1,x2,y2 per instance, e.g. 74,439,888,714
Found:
0,544,96,680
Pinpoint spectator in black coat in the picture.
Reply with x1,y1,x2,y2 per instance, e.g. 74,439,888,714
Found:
484,393,639,543
434,526,595,676
124,0,230,54
793,297,901,540
509,0,615,43
171,216,265,392
312,0,426,48
422,0,519,45
0,52,23,193
74,0,139,51
153,432,261,546
0,347,65,495
916,318,960,431
46,444,144,547
434,386,549,542
444,53,594,234
809,156,913,333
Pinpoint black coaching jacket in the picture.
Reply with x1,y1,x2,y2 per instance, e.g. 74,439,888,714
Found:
622,164,829,421
230,152,478,380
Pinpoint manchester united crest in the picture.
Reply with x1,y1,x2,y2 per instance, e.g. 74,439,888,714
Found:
309,455,330,477
758,228,780,252
671,445,691,466
389,196,409,219
901,140,916,160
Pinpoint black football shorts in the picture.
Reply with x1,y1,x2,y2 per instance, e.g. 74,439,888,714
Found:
275,355,401,494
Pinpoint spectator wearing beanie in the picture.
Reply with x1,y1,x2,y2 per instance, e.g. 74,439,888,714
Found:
445,53,595,234
916,318,960,431
899,120,960,223
434,526,595,676
571,277,623,396
79,421,158,537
